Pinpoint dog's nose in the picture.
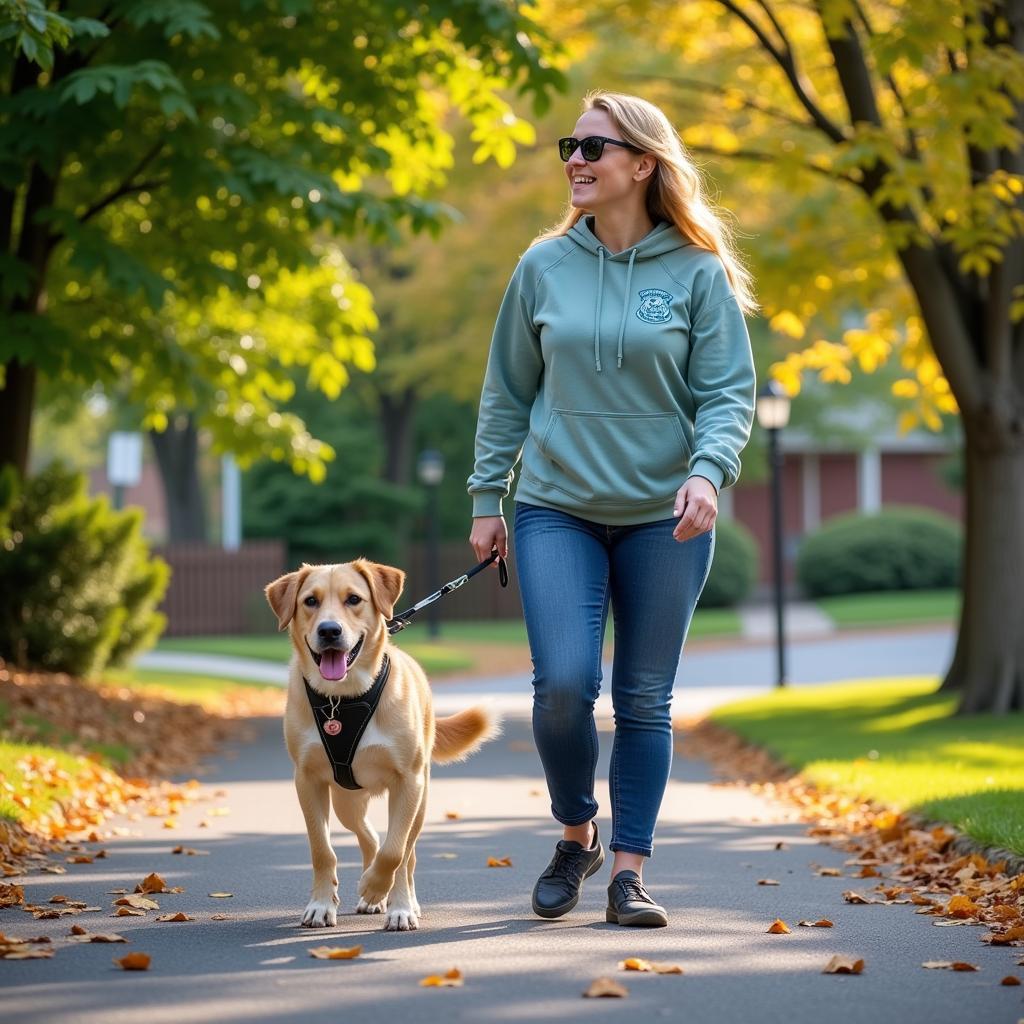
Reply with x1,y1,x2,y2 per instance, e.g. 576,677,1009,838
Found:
316,621,342,644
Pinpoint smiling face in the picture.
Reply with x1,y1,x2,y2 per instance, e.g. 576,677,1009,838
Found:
265,560,405,684
565,108,653,214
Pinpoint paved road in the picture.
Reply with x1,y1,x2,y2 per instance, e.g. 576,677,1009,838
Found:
2,692,1019,1024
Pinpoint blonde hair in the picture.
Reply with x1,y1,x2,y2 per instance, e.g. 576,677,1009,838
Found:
533,90,758,315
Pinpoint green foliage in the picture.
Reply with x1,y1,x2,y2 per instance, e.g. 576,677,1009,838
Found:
0,463,169,675
242,381,421,565
698,517,758,608
796,506,961,598
1,0,565,476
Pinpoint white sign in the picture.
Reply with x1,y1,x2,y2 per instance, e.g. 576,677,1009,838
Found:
107,432,143,487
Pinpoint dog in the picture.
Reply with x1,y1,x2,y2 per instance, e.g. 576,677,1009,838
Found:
265,559,499,931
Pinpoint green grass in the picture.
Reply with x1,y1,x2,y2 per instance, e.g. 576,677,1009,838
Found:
710,677,1024,856
815,589,959,628
0,739,101,826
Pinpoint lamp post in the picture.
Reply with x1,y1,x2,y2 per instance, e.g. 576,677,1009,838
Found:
416,449,445,639
755,381,792,688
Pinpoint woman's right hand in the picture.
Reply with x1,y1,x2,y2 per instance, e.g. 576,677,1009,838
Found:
469,515,508,567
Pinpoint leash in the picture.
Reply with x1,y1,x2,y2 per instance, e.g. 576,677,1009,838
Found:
385,547,508,635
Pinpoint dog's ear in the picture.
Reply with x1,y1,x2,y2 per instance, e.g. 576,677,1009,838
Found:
265,565,311,631
352,559,405,621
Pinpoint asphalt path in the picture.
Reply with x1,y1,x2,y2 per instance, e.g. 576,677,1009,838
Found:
2,679,1021,1024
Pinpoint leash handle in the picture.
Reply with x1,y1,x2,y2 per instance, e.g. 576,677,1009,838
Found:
386,548,507,635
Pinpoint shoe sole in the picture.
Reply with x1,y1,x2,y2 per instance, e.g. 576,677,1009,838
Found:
605,906,669,927
531,845,606,920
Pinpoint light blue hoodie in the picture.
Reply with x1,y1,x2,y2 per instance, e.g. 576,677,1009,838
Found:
467,216,757,526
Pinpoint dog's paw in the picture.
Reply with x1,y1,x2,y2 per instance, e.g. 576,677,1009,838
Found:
357,868,394,910
301,896,339,928
356,896,386,915
384,906,419,931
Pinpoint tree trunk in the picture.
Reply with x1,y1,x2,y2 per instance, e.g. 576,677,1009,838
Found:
149,414,208,542
379,388,417,485
940,428,1024,714
0,359,36,476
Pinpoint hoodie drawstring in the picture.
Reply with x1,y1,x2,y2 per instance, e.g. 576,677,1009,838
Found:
615,248,638,369
593,245,638,372
594,246,605,372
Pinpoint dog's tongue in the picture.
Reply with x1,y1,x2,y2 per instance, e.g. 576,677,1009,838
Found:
319,649,348,681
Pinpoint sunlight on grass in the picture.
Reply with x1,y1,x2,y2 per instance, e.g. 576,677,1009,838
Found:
711,677,1024,855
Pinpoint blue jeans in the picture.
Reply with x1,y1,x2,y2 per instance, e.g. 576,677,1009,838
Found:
512,500,715,857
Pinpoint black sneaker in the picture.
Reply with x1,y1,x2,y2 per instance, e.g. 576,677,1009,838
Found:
531,822,605,919
605,869,668,927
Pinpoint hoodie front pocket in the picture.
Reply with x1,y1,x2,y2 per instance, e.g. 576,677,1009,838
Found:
530,409,690,507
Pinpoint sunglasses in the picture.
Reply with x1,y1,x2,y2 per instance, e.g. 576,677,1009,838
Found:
558,136,642,162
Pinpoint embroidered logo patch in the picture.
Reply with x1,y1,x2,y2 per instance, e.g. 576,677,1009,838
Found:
635,288,673,323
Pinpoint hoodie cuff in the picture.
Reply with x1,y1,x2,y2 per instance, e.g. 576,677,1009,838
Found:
687,458,724,493
472,491,505,517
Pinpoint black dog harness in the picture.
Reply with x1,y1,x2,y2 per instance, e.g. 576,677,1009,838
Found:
303,654,391,790
302,549,507,790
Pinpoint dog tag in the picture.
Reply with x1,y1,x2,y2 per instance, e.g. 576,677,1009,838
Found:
324,719,342,736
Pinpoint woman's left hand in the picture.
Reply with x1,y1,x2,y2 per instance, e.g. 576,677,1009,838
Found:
672,476,718,542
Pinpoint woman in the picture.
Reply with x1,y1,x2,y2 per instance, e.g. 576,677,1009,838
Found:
467,91,757,927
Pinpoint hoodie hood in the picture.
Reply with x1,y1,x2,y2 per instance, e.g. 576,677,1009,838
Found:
566,216,691,371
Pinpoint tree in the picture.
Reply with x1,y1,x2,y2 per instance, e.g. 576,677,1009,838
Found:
0,0,564,487
554,0,1022,714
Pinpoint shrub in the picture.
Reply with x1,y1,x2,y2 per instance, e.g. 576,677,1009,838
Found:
0,463,170,676
795,505,961,598
698,518,758,608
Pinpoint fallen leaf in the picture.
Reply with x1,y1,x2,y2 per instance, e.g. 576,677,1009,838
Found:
445,812,460,820
155,912,192,922
210,913,231,921
0,884,24,908
767,919,791,934
922,961,979,971
823,955,864,974
757,879,780,886
434,853,458,860
309,945,362,960
987,925,1024,945
113,895,159,911
114,907,145,917
487,857,512,868
619,957,682,974
420,967,463,987
208,893,233,898
162,819,178,829
1000,976,1021,985
71,931,128,943
817,867,842,877
944,895,982,918
797,919,834,928
842,890,880,905
114,952,151,971
136,873,169,894
584,977,628,998
774,841,788,850
2,947,54,959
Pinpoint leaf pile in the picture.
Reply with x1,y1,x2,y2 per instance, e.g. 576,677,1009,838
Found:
679,718,1024,950
0,659,276,871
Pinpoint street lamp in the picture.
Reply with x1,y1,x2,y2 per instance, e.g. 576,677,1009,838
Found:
755,380,792,688
416,449,445,639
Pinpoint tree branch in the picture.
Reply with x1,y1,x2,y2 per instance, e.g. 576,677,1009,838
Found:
714,0,847,143
76,141,167,225
684,142,858,184
621,71,820,133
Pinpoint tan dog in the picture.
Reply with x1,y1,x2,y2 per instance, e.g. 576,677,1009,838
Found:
265,559,499,931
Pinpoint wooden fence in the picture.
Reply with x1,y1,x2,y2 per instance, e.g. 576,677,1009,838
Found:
155,541,286,636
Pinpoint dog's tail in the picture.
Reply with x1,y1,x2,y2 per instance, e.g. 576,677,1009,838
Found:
432,705,502,764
